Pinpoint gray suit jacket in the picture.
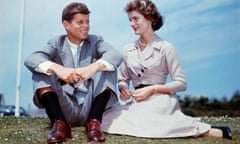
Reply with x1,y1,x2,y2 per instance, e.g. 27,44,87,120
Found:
25,34,121,73
24,34,122,125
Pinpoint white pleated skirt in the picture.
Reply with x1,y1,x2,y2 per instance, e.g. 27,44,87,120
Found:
102,94,210,138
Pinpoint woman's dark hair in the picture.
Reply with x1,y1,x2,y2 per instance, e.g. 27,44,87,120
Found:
62,2,90,23
125,0,163,31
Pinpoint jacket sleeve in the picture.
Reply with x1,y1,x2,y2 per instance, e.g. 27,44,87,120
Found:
93,35,123,69
118,46,131,89
164,42,187,94
24,37,59,73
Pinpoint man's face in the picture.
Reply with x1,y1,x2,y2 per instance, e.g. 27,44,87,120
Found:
63,13,90,45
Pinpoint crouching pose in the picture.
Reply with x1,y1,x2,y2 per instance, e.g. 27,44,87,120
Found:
24,2,122,143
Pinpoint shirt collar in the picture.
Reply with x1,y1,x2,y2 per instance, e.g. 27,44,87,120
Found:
67,38,84,49
130,35,162,51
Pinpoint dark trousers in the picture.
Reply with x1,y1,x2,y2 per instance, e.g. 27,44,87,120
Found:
38,88,111,126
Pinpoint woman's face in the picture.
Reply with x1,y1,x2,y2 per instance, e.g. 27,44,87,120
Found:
128,10,152,36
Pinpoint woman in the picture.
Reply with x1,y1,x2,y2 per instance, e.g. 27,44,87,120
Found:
102,0,232,139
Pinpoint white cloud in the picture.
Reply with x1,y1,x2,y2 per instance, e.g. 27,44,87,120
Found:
168,1,236,29
156,0,240,62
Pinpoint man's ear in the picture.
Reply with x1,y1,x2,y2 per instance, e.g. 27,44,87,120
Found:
63,20,70,30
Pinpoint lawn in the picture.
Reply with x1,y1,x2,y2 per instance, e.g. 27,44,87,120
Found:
0,116,239,144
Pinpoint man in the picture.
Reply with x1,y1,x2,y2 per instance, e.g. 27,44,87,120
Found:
24,2,122,143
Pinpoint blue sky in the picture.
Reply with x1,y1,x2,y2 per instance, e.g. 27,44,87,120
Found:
0,0,239,109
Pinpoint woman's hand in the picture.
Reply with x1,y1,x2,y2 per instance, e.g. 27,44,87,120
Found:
120,87,133,101
132,85,156,102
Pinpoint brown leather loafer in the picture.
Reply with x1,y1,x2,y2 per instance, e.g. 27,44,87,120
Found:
87,119,105,142
47,120,72,143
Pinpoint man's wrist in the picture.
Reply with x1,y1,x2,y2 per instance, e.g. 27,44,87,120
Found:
96,59,114,71
35,61,55,75
48,63,61,74
93,62,105,72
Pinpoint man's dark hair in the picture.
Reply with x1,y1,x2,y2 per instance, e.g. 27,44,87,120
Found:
62,2,90,23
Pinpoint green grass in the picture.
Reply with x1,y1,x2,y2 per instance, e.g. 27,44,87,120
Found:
0,117,239,144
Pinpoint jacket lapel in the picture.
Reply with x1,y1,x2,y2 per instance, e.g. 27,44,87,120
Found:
128,45,142,64
78,41,91,67
60,38,74,68
142,41,162,67
128,40,163,68
142,36,162,61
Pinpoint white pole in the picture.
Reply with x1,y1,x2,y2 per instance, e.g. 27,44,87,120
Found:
15,0,25,117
